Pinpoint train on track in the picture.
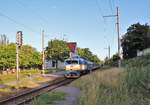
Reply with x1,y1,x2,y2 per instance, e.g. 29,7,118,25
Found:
64,56,100,78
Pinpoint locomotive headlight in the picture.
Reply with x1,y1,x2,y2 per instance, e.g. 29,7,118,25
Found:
82,65,85,70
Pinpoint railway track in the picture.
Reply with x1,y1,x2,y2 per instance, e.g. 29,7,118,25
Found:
0,78,74,105
0,68,101,105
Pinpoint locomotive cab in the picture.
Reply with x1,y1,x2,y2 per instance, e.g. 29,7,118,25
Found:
64,57,93,78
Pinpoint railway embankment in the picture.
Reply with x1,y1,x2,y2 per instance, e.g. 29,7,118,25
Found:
11,55,150,105
69,54,150,105
2,54,150,105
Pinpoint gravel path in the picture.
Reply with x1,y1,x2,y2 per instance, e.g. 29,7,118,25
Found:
54,86,80,105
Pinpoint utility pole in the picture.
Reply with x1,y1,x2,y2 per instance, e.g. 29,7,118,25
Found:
103,7,121,67
104,45,110,59
42,30,45,76
116,7,121,67
63,34,65,41
108,45,110,59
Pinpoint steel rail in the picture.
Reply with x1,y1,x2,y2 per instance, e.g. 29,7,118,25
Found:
0,78,74,105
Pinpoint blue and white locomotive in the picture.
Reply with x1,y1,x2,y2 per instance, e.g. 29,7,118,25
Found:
64,56,94,78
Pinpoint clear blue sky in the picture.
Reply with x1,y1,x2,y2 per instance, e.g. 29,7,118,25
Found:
0,0,149,60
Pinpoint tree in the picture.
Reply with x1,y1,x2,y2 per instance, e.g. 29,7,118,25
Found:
104,53,120,66
46,39,69,68
104,56,111,65
0,34,9,45
0,43,16,70
19,45,42,69
77,48,101,64
77,48,92,60
91,54,101,64
121,23,150,59
0,43,42,71
46,39,101,67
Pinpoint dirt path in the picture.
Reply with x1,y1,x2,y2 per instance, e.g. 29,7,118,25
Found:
54,86,80,105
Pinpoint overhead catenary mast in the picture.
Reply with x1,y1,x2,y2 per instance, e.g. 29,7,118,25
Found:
104,45,110,59
103,7,121,67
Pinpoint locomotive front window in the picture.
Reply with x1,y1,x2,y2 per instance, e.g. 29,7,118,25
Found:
65,60,78,64
71,60,78,64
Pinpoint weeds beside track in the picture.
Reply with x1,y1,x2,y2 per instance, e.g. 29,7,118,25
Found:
71,55,150,105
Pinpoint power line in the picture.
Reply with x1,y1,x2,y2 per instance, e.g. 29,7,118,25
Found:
94,0,110,45
108,0,114,13
111,0,116,8
94,0,107,32
95,0,104,20
15,0,48,26
94,0,112,58
0,11,39,34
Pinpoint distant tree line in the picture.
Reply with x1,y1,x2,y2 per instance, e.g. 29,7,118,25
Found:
104,53,120,66
46,39,102,67
77,47,101,64
0,34,101,70
0,43,42,71
0,35,42,71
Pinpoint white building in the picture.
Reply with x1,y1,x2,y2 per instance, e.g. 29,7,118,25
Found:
45,59,65,69
137,48,150,56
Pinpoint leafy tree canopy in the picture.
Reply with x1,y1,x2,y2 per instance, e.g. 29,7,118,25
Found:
77,48,101,64
19,45,42,68
0,43,16,70
0,43,42,70
45,39,101,64
46,39,69,62
121,23,150,59
104,53,119,66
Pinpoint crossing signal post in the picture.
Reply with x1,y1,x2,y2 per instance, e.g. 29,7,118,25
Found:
16,31,23,81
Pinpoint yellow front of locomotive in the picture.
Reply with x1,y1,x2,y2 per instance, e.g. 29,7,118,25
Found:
64,58,83,78
65,59,80,71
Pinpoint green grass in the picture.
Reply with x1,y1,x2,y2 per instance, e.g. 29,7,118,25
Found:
0,73,17,84
0,88,12,93
71,68,130,105
0,69,40,84
28,92,65,105
71,52,150,105
45,68,64,74
0,69,63,93
122,55,150,105
0,69,63,84
21,69,41,76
